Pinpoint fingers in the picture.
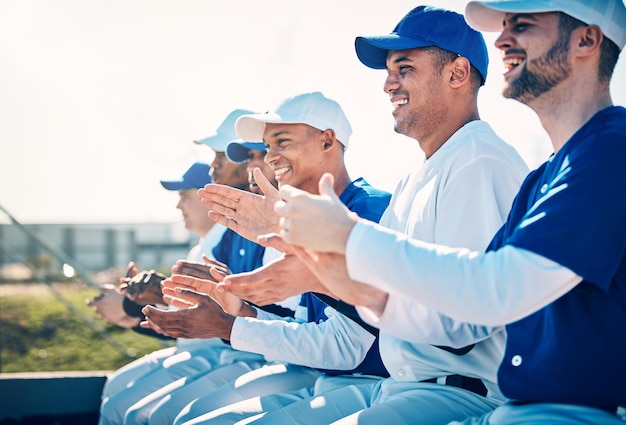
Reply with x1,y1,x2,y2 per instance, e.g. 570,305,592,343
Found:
173,262,216,281
198,185,242,215
167,274,203,289
253,167,279,197
162,290,196,308
201,257,227,269
207,211,238,231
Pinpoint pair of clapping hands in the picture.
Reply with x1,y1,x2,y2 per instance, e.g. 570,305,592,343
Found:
139,255,261,340
87,262,166,328
190,168,386,314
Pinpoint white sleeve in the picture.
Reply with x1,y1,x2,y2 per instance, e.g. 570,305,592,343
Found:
230,306,376,370
356,296,500,348
262,247,283,265
346,220,581,326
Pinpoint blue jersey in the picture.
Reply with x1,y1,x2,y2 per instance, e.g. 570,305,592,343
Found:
212,229,265,274
486,106,626,410
301,177,391,377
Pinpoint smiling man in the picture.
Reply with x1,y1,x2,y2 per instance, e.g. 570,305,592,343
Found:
141,92,393,425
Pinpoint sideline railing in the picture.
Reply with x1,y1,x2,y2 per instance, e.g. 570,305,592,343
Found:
0,204,137,364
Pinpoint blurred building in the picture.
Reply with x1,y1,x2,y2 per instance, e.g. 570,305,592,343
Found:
0,222,194,280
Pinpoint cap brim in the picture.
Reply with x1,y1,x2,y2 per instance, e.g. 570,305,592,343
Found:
235,113,282,142
160,180,189,190
192,134,232,152
466,1,556,32
355,35,434,69
226,141,266,163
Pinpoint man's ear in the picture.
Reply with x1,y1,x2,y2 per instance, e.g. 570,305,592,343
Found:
449,56,471,88
574,25,603,57
322,129,337,150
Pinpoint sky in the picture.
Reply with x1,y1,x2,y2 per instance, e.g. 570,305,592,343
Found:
1,0,625,225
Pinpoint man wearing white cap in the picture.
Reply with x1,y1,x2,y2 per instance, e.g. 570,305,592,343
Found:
142,92,392,425
272,1,626,423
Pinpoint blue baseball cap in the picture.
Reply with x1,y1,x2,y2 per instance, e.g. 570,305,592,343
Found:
355,5,489,84
160,162,212,190
226,140,267,163
193,109,255,152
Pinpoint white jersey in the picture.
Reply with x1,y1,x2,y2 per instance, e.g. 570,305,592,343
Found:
354,121,528,393
186,223,228,262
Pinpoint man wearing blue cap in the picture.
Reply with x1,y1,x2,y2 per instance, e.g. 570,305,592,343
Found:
199,6,529,425
99,110,273,425
120,144,287,425
89,162,224,332
226,140,277,195
97,161,240,424
272,0,626,424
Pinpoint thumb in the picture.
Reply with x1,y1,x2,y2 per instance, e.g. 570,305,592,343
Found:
256,233,291,253
319,173,336,198
126,261,137,278
253,167,278,196
210,267,227,283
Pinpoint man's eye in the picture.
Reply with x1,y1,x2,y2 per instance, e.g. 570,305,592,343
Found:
514,23,530,32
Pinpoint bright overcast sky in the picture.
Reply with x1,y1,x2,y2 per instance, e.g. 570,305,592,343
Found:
1,0,625,224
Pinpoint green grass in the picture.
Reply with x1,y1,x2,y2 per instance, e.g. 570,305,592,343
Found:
0,282,170,373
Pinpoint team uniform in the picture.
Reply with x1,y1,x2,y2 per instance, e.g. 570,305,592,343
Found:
100,226,273,425
345,108,626,423
245,120,530,424
171,178,392,425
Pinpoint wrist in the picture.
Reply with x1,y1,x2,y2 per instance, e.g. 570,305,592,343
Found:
336,212,359,254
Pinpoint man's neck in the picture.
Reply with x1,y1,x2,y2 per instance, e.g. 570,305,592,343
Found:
419,110,480,159
529,75,612,153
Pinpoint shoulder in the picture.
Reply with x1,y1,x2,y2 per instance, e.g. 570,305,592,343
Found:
341,178,391,223
444,121,529,178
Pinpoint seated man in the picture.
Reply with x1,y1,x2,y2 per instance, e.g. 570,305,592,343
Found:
141,92,392,425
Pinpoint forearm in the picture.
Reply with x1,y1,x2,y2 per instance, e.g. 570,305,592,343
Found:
230,308,375,370
356,295,500,347
346,220,581,326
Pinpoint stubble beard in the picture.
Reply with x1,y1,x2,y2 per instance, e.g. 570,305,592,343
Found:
503,35,572,105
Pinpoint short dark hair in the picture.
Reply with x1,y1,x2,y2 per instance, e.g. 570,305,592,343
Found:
558,12,620,83
423,46,482,93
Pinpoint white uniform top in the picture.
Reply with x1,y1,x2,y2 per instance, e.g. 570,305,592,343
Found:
186,223,228,262
352,121,529,394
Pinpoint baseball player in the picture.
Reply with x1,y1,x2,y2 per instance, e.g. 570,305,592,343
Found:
141,92,393,425
121,139,298,425
99,110,272,425
274,1,626,424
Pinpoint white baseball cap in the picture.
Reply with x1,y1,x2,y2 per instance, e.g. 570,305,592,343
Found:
194,109,255,152
235,92,352,148
465,0,626,51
